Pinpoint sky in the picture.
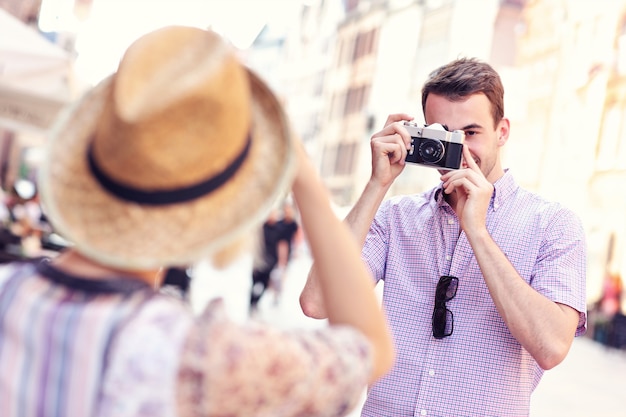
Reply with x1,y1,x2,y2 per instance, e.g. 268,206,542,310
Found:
38,0,301,86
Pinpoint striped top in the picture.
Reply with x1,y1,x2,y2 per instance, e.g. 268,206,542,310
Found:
0,259,372,417
360,170,587,417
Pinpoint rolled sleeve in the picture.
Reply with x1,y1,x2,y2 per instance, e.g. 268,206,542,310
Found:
531,207,587,335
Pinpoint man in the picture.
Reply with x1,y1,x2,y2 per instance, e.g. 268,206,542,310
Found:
300,57,586,416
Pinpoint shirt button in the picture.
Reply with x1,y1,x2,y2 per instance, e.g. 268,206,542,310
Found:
421,410,427,416
447,219,455,225
428,369,435,376
445,255,451,261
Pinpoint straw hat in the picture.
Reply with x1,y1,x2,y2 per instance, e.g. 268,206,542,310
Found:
38,25,296,269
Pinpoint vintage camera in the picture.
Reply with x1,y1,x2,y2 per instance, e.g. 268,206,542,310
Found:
403,122,465,170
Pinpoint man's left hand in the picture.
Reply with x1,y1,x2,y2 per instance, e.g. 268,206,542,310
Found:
440,145,493,236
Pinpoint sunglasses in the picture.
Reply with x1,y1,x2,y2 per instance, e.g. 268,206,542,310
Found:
432,275,459,339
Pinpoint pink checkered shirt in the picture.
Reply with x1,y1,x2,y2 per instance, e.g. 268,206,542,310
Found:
361,170,587,417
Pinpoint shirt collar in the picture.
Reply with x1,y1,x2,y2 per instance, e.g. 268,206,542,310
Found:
35,258,152,295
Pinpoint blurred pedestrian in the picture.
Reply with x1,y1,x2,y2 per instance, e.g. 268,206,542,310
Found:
249,200,300,314
591,270,623,343
269,200,300,306
249,207,282,315
0,25,394,417
8,182,48,258
599,271,623,317
161,266,193,300
300,57,586,417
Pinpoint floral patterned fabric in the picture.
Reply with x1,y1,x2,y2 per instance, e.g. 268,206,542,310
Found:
177,299,372,417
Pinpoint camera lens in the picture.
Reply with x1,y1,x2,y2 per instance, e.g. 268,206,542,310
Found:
418,139,445,164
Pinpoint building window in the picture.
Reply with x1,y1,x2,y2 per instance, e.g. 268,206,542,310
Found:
314,70,325,96
321,145,336,177
345,0,360,13
321,142,358,178
335,142,358,175
353,28,378,61
337,38,347,65
330,91,346,119
343,84,370,115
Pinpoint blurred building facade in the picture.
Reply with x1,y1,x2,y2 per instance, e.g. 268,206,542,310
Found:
508,0,626,302
0,0,41,190
0,0,78,190
246,0,626,305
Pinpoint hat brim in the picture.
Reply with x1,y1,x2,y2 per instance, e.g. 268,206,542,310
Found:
38,69,296,269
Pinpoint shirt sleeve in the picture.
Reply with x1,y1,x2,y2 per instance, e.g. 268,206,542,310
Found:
177,299,372,417
531,205,587,336
362,199,391,284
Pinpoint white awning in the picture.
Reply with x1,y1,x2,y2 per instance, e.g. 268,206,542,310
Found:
0,8,73,134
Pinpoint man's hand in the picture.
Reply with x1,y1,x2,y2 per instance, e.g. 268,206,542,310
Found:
440,144,494,236
369,113,414,188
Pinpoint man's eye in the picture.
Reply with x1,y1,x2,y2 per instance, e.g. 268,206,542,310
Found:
465,130,478,136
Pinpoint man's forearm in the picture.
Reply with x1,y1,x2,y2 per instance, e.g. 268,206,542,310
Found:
344,179,390,247
468,229,580,370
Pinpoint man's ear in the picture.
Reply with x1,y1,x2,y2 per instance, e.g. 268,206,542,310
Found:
496,117,511,146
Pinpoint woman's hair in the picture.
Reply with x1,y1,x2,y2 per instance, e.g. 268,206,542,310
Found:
421,57,504,128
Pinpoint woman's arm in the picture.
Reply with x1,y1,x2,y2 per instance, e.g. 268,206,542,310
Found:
291,141,395,383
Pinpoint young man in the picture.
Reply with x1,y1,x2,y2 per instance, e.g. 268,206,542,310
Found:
300,57,587,417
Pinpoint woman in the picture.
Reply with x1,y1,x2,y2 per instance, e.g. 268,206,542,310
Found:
0,25,394,417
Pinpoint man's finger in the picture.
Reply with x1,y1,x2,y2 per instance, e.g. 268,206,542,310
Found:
384,113,413,127
462,145,479,171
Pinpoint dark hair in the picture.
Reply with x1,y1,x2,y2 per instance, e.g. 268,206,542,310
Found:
421,57,504,128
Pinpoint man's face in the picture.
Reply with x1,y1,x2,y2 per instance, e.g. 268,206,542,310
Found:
424,93,509,183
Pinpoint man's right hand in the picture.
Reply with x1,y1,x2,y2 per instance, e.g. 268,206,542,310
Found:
369,113,414,188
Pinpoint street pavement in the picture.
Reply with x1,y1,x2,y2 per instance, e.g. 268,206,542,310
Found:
189,249,626,417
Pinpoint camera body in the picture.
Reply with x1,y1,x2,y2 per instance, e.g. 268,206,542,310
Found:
403,122,465,170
